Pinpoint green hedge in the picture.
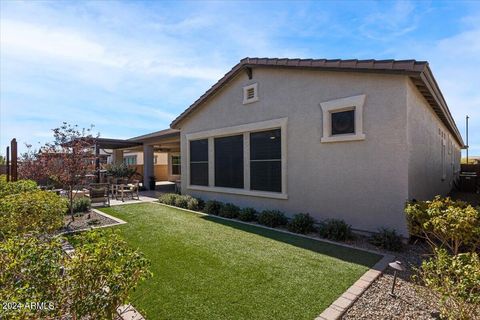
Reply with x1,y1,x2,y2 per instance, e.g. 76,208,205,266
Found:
0,190,66,239
0,175,37,198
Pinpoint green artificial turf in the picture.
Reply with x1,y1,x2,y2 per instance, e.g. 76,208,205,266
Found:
99,203,381,320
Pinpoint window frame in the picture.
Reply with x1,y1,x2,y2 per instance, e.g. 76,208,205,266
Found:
170,154,181,176
123,155,137,166
320,94,366,143
185,118,287,199
189,139,209,186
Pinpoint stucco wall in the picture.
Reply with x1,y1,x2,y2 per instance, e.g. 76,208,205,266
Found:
178,68,411,235
406,79,461,200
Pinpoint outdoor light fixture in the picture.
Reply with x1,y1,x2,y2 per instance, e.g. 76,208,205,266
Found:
388,260,405,298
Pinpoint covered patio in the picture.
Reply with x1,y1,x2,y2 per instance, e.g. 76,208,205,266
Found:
96,128,180,190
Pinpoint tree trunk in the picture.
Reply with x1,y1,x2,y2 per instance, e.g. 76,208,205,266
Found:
70,186,75,221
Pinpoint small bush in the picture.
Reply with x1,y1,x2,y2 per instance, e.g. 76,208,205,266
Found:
196,198,205,211
417,249,480,320
158,193,179,206
287,213,316,234
71,197,91,213
186,197,200,211
238,207,257,222
219,203,240,219
204,200,223,215
0,190,67,239
369,227,403,251
0,176,38,198
174,195,189,209
257,210,288,228
318,219,353,241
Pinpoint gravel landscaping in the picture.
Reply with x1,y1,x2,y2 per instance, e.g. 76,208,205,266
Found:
343,240,440,319
58,210,120,234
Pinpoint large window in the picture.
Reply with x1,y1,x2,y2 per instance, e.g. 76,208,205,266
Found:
186,118,287,199
171,155,181,175
190,139,208,186
250,129,281,192
215,135,244,188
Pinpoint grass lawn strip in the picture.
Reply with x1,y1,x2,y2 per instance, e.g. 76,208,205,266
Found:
100,203,381,320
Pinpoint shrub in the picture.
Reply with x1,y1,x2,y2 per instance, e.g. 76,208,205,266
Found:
186,197,200,211
287,213,316,234
174,195,189,209
0,176,37,198
196,198,205,211
0,231,152,320
417,249,480,320
257,210,288,228
0,235,65,319
204,200,223,215
369,227,403,252
0,190,66,239
66,230,152,319
405,196,480,254
158,193,179,206
71,197,91,213
219,203,240,219
318,219,353,241
238,207,257,222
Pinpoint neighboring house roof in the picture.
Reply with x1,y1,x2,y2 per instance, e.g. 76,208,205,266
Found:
129,128,180,142
170,57,464,147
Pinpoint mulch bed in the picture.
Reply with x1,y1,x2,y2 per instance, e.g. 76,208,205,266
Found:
58,209,120,234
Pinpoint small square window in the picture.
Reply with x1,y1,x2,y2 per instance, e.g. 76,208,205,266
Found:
331,110,355,135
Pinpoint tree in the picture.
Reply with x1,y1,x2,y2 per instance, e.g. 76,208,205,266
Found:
19,123,98,220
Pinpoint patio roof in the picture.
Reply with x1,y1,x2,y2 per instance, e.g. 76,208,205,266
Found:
96,138,142,149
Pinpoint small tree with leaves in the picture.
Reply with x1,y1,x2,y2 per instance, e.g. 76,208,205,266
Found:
19,123,98,220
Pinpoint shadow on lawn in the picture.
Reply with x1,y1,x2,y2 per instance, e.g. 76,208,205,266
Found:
201,215,381,268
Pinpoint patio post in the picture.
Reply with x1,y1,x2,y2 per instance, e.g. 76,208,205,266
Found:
143,145,154,190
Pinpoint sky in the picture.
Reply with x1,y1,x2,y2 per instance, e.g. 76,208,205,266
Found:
1,0,479,155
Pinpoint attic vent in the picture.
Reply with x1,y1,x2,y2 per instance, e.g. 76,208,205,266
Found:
247,87,255,99
243,83,259,105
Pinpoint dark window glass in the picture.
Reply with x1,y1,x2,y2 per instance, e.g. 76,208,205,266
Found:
190,139,208,186
190,139,208,162
331,110,355,135
172,155,181,175
214,135,244,188
250,129,281,192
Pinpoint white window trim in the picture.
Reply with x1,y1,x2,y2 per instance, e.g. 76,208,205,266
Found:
320,94,366,143
186,118,288,200
243,83,259,105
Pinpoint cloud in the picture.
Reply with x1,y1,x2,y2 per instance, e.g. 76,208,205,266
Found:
359,1,419,41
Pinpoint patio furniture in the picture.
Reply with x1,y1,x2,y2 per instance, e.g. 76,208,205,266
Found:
115,180,140,202
86,183,110,207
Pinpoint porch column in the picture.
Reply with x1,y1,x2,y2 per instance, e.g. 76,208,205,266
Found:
143,145,154,189
111,149,124,165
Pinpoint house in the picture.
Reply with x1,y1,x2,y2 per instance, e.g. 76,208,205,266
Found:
166,58,464,236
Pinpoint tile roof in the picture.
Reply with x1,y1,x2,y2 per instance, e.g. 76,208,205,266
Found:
170,58,463,146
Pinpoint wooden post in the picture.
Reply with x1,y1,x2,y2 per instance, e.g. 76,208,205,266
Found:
11,139,18,181
95,143,100,183
6,146,10,182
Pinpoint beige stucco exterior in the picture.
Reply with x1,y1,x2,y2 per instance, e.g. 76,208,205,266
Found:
177,68,461,236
